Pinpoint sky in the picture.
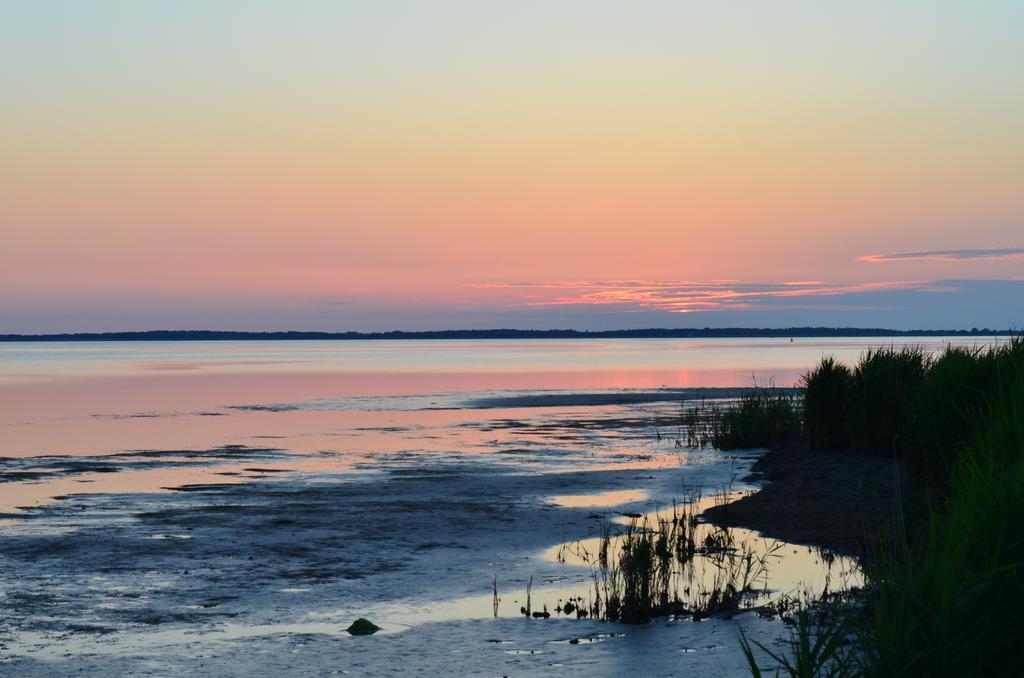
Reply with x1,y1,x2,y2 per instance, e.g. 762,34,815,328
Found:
2,2,1023,332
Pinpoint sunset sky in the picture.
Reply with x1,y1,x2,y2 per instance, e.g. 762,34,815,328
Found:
3,2,1023,332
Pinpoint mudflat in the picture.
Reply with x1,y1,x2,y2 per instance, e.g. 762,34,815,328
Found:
702,444,906,557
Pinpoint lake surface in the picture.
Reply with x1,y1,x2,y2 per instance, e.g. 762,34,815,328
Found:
0,337,991,674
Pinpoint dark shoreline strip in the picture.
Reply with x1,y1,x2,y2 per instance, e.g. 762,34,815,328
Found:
702,443,905,557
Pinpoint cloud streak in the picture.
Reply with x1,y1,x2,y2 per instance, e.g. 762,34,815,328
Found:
859,248,1024,263
469,279,940,314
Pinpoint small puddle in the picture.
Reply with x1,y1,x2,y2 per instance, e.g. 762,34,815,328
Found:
353,492,862,628
548,489,647,508
546,518,860,606
538,494,862,621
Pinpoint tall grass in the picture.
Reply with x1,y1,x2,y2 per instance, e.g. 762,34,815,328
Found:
753,336,1024,676
557,501,703,623
715,388,803,450
556,499,783,623
901,337,1024,489
740,606,859,678
679,386,802,451
900,345,992,487
847,346,930,457
802,357,852,452
801,338,1023,480
861,363,1024,676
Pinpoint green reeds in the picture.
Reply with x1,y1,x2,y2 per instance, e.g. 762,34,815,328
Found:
679,387,802,451
900,344,990,487
740,606,859,678
597,502,701,623
900,337,1024,489
802,357,852,452
681,400,719,448
558,495,783,624
800,338,1023,482
712,385,803,451
756,336,1024,677
847,346,930,457
861,362,1024,677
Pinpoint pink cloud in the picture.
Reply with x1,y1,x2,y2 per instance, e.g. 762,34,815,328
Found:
467,279,934,314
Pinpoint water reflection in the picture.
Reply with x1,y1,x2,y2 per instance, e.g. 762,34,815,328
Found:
549,489,648,508
346,497,861,627
541,497,861,623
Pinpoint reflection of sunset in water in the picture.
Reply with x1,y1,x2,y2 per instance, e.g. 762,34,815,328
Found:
0,337,985,514
549,489,648,508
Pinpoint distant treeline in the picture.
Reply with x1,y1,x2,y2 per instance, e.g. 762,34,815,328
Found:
0,327,1016,342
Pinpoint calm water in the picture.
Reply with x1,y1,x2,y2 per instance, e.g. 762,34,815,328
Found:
1,336,995,446
1,336,995,385
0,336,990,511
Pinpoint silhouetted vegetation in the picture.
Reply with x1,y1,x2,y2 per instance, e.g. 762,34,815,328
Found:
743,336,1024,676
900,340,1024,489
667,338,1024,674
797,338,1024,490
552,496,791,624
679,387,802,451
801,357,852,452
860,357,1024,676
741,604,859,677
712,385,803,450
847,346,931,457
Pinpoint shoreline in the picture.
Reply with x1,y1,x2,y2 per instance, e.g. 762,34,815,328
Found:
702,444,906,557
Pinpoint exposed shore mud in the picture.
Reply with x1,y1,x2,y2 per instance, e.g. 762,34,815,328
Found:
701,443,906,556
2,453,788,675
0,392,854,675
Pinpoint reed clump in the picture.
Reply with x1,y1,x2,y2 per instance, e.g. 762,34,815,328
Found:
901,338,1024,488
801,357,852,452
681,386,803,451
645,338,1024,673
593,502,702,623
741,601,860,678
751,336,1024,676
847,346,931,457
714,385,803,450
860,361,1024,677
556,495,783,624
800,339,1023,483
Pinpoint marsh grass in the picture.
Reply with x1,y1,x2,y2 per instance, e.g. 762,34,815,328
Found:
680,385,802,451
564,500,702,623
901,337,1024,489
802,338,1023,482
860,362,1024,677
564,338,1024,672
802,357,852,452
847,346,931,457
681,400,719,448
757,336,1024,676
740,605,860,678
555,494,786,624
714,383,803,450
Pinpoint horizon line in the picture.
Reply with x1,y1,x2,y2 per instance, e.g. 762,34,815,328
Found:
1,327,1018,342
